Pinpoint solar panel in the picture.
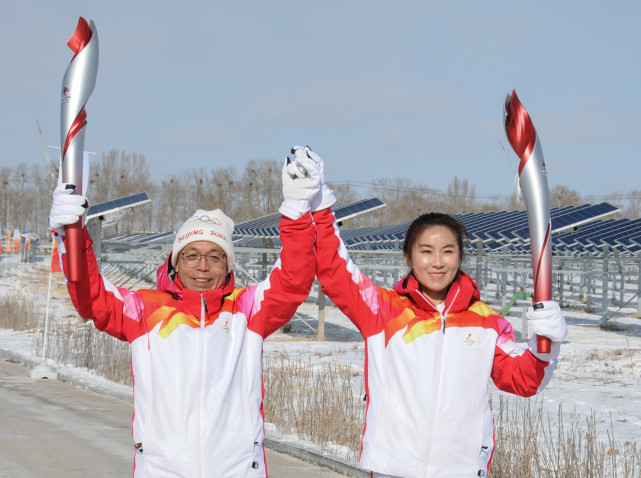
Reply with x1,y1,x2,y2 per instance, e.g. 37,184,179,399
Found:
138,231,175,244
335,197,386,222
556,219,621,249
87,192,151,218
507,203,619,242
234,197,386,241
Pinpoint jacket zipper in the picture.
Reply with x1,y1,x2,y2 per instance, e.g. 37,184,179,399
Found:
417,286,461,474
197,295,207,477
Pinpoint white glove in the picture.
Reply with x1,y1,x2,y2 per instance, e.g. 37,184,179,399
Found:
290,145,336,212
526,300,567,343
48,183,88,236
279,154,321,220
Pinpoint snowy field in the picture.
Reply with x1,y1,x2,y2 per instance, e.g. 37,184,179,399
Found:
1,254,640,452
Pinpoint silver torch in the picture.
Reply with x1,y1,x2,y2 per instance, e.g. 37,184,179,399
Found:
504,90,553,354
60,17,99,282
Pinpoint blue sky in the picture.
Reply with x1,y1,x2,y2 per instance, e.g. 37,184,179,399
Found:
2,1,640,199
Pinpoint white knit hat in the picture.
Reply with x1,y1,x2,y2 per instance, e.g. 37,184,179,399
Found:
171,209,235,273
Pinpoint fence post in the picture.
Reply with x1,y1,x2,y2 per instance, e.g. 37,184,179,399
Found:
617,252,625,306
317,288,326,341
601,244,609,328
500,256,507,311
476,241,483,298
558,271,564,307
261,251,268,280
637,259,641,316
586,257,592,311
87,220,103,271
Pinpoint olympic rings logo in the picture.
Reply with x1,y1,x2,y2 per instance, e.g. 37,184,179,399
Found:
189,215,222,226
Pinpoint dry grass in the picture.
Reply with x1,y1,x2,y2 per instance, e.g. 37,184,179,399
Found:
0,294,40,331
585,348,639,362
263,352,364,460
33,320,132,385
602,323,629,332
493,396,641,477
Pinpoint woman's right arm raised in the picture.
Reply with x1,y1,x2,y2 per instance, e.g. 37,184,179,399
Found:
294,146,382,337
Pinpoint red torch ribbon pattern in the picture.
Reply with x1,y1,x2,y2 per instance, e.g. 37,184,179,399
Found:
60,17,98,282
504,90,553,353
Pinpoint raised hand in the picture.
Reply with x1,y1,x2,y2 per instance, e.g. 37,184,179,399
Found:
279,149,321,219
289,145,336,212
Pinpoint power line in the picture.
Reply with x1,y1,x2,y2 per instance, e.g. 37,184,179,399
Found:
329,180,641,202
331,180,510,200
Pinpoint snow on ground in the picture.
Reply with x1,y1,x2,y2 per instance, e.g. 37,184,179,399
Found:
1,255,640,448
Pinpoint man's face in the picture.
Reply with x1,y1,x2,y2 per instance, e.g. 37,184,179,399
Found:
174,241,228,292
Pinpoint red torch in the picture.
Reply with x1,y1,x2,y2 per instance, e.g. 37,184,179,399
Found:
60,17,99,282
504,91,553,353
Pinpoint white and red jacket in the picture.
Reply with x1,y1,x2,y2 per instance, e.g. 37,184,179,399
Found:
59,214,316,477
313,207,559,478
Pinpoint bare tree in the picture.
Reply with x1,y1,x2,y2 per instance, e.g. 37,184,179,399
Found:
0,167,13,234
209,167,238,215
241,159,280,218
151,174,193,233
331,182,360,207
12,148,641,247
30,163,52,237
362,178,440,226
604,190,641,220
624,189,641,219
11,164,35,234
549,184,581,208
480,194,514,213
88,150,154,233
446,176,478,214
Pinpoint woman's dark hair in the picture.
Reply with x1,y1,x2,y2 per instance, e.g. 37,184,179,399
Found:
403,212,468,261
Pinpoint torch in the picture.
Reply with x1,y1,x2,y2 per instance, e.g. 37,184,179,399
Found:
60,17,99,282
503,90,553,353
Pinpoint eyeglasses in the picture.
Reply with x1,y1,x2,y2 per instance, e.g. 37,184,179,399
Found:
179,252,227,267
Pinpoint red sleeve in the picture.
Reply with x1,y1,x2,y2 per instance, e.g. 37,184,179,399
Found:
490,317,548,397
247,212,317,337
61,227,145,343
311,207,383,338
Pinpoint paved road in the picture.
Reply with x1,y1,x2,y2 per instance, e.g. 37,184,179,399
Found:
0,358,354,478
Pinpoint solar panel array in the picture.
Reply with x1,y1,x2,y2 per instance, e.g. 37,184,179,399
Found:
100,199,641,257
342,202,630,257
100,197,385,250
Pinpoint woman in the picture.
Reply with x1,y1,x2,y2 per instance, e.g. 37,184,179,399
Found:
294,146,567,478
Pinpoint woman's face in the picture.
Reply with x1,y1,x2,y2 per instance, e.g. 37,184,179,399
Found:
403,225,461,305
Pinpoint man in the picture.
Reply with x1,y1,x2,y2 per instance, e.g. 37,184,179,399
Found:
48,153,321,477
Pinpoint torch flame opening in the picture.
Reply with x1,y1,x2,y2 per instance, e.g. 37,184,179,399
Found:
67,17,93,59
504,90,537,174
